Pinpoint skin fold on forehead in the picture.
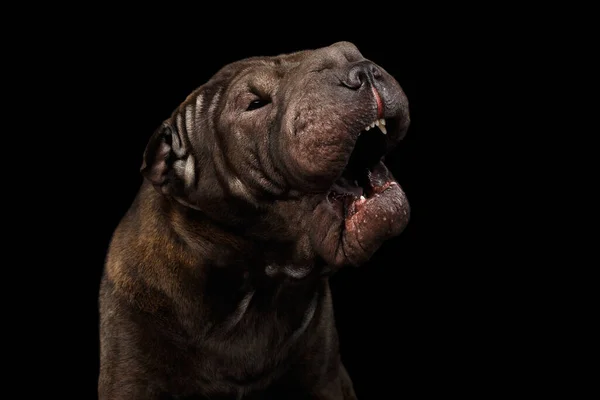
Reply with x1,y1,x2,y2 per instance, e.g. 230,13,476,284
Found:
205,42,361,94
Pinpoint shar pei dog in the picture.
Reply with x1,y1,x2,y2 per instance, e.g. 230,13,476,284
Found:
99,41,410,399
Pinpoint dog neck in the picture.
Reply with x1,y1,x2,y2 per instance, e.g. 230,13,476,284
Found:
138,181,326,287
150,182,323,270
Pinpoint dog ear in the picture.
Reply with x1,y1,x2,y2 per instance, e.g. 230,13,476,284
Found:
140,122,195,196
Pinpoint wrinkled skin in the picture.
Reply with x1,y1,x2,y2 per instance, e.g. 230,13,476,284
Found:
100,41,410,399
143,41,410,268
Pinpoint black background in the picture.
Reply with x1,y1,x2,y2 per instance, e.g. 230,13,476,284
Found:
44,16,523,399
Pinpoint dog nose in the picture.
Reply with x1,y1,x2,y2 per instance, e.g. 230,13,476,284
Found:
344,61,382,90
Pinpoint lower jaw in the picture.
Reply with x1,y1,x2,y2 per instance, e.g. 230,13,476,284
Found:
326,160,409,265
329,160,398,219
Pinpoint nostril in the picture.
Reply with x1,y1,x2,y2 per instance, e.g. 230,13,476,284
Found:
344,66,366,89
343,61,380,90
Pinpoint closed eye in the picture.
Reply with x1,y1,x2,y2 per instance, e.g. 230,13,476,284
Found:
246,98,270,111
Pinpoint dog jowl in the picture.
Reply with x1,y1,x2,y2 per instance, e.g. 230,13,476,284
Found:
99,41,410,399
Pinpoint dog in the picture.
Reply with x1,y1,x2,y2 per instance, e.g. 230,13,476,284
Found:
99,41,410,399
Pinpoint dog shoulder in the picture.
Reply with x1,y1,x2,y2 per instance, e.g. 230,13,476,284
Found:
102,183,167,300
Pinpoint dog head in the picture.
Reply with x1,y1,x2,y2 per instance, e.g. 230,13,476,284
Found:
141,41,410,267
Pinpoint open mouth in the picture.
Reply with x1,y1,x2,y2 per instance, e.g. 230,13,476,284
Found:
308,77,410,267
316,114,409,266
328,118,394,216
310,105,409,267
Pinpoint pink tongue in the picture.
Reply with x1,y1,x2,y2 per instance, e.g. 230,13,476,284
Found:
372,87,384,119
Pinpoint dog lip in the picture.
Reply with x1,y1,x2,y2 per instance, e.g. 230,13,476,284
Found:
347,180,398,217
372,86,384,119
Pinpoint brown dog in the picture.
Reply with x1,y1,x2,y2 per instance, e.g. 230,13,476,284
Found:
99,41,410,399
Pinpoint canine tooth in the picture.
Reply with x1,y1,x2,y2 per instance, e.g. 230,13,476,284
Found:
380,119,386,126
379,125,387,134
360,195,365,201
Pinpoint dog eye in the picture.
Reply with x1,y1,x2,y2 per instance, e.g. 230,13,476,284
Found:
246,98,270,111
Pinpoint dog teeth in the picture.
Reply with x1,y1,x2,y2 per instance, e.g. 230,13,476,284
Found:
363,119,387,134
